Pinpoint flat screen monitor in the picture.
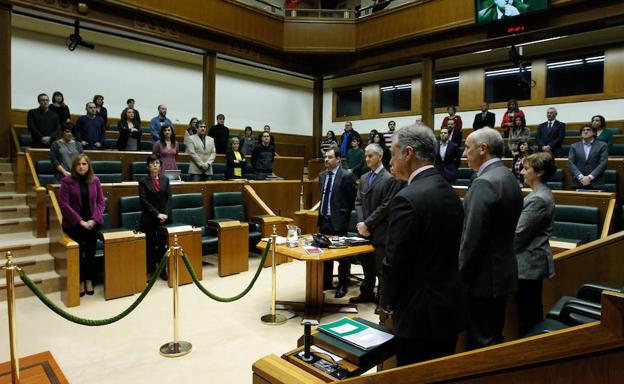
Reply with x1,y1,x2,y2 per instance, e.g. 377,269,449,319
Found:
164,169,181,181
475,0,549,25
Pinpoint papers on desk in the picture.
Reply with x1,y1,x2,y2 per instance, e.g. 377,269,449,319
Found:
318,317,394,351
261,236,287,245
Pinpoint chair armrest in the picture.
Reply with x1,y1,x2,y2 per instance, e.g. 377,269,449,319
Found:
206,219,242,230
577,283,621,303
560,302,602,326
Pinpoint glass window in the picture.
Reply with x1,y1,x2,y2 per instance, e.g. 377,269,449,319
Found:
336,88,362,118
433,74,459,108
546,54,604,97
484,65,532,103
380,81,411,113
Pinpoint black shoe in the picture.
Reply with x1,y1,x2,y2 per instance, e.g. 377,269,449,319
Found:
374,305,381,315
334,285,348,299
80,290,85,297
86,289,94,296
349,294,376,304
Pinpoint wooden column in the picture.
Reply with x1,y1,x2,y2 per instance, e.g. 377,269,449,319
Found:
420,57,434,128
202,52,216,123
313,77,323,159
0,5,11,158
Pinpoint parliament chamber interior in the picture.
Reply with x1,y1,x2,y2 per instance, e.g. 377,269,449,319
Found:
1,0,624,383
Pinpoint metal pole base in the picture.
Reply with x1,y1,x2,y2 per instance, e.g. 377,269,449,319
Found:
261,313,287,325
159,341,192,358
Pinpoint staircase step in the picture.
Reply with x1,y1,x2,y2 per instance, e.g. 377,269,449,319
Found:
0,193,27,206
0,181,16,193
0,218,33,234
0,205,29,219
0,163,12,172
0,171,14,182
0,270,61,301
0,254,55,274
0,233,49,258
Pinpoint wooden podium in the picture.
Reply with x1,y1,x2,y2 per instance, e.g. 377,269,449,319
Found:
165,225,203,287
207,219,250,277
102,230,146,301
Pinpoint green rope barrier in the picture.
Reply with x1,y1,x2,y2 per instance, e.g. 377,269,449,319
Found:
19,251,169,326
181,239,271,302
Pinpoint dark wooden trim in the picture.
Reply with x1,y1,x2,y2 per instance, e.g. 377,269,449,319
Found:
203,52,216,122
312,77,323,158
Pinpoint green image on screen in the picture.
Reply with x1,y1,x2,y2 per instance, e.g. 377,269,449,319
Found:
475,0,549,24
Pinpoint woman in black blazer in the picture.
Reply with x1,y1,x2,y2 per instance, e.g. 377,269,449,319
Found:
139,154,172,277
225,137,247,180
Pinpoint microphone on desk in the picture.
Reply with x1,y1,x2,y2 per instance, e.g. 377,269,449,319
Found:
301,319,318,362
133,219,140,234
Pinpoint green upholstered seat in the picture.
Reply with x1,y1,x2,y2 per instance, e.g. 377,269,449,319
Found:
453,168,474,187
104,139,117,150
131,162,148,181
119,196,142,231
177,162,191,181
212,192,262,249
140,141,153,151
546,169,564,190
347,209,359,237
603,170,618,193
36,160,56,187
552,204,601,244
243,164,255,180
611,144,624,157
91,161,122,183
170,193,218,253
20,134,32,149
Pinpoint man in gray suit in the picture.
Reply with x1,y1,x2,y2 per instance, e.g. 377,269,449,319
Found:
568,125,609,190
460,127,523,350
186,120,217,181
351,143,401,305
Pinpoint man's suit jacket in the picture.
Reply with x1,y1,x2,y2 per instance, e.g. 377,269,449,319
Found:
568,140,609,189
380,167,467,339
318,166,356,234
472,111,496,130
536,120,566,155
186,134,216,175
435,141,461,182
139,175,172,231
354,167,400,245
459,160,523,298
514,183,555,280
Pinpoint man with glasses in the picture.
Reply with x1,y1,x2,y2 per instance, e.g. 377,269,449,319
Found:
27,93,60,148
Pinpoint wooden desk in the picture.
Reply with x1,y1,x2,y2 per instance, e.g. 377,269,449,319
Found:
207,220,250,277
550,239,578,254
166,225,203,288
102,230,146,300
257,240,375,320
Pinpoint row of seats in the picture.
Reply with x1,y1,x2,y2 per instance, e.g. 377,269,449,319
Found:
95,192,262,259
526,282,622,337
453,168,619,193
36,160,257,186
20,134,187,153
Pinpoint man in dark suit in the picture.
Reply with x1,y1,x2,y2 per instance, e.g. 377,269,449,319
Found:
380,124,466,366
568,125,609,190
352,143,401,305
460,127,523,350
436,127,462,183
472,102,496,130
318,145,357,298
536,107,566,156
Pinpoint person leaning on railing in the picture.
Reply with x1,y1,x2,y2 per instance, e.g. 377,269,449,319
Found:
59,154,106,297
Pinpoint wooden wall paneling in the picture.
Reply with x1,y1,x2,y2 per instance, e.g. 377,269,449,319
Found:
459,68,484,110
273,156,304,180
202,52,216,122
604,47,624,95
531,59,547,102
0,5,11,158
283,19,355,52
248,180,301,220
302,180,320,210
420,58,434,127
410,77,422,115
313,77,323,159
361,84,379,119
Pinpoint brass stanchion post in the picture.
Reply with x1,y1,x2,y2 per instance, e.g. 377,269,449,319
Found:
261,225,286,325
160,235,192,357
4,251,20,383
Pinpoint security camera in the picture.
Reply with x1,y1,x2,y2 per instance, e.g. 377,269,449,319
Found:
66,20,95,51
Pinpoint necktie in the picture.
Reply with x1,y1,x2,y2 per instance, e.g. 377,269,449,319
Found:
368,172,377,188
321,171,333,216
548,121,553,132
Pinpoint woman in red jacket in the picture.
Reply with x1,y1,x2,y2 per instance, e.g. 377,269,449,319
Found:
59,154,106,296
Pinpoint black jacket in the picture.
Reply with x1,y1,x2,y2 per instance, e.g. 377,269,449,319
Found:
225,149,247,179
139,175,172,231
